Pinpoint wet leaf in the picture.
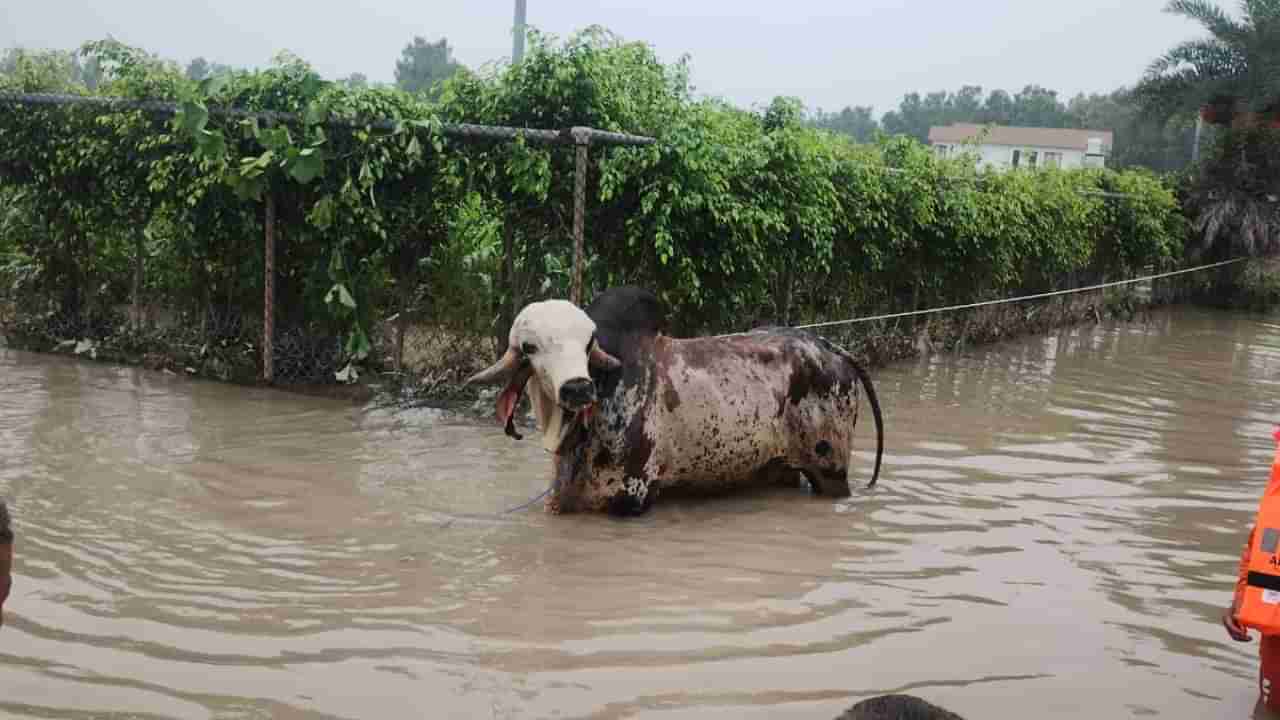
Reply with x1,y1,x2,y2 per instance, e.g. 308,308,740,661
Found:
325,282,357,310
289,148,325,184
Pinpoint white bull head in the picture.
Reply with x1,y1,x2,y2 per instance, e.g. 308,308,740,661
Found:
465,300,621,453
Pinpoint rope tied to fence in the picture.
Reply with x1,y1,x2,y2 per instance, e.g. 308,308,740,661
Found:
708,257,1249,339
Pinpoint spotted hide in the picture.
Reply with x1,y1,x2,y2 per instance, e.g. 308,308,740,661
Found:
466,287,884,516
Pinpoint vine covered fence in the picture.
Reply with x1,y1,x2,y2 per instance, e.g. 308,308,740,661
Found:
0,86,652,384
0,31,1203,399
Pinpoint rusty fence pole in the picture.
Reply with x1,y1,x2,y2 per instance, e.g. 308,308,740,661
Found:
263,193,276,384
570,127,591,306
132,231,144,332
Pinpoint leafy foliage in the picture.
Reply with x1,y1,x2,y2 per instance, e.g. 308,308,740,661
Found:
809,105,879,143
1180,127,1280,259
1135,0,1280,275
1135,0,1280,121
0,29,1193,388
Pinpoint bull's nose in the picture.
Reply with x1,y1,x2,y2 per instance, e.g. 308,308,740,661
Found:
559,378,596,408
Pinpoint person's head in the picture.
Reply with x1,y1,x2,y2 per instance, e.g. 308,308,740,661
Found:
836,695,965,720
0,500,11,627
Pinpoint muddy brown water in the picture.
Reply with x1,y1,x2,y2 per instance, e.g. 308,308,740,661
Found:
2,307,1280,719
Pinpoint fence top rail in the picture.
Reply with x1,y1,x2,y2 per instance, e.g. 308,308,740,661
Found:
0,91,657,147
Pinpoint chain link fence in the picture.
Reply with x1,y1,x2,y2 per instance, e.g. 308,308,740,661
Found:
0,258,507,406
0,91,657,402
1,254,1214,403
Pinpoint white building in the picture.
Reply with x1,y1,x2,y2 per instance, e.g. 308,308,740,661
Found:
927,123,1113,170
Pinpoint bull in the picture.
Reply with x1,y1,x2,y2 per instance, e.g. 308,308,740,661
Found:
466,287,884,515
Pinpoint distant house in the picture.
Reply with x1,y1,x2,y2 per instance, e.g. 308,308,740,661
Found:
927,123,1113,170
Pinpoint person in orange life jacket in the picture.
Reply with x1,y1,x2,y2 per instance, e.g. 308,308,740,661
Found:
1224,428,1280,712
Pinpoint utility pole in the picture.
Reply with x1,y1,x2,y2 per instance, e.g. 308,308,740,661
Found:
513,0,527,63
1192,113,1203,164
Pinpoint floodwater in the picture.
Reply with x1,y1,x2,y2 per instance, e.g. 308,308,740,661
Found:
2,307,1280,720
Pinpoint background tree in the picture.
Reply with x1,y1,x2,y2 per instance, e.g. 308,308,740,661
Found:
186,57,210,81
880,84,1076,143
868,81,1195,171
394,36,461,98
185,57,233,82
979,89,1015,125
1008,84,1071,127
810,105,879,143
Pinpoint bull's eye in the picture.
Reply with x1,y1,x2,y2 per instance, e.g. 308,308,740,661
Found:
521,342,538,356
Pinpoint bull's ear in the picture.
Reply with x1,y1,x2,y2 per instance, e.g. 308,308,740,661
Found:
589,342,621,371
465,346,520,385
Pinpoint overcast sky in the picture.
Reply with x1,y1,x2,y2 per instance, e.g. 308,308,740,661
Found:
4,1,1203,119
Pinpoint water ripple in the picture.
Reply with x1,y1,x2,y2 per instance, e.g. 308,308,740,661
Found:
0,307,1275,718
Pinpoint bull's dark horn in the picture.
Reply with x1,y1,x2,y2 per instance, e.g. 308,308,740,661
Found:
465,346,520,385
589,344,621,371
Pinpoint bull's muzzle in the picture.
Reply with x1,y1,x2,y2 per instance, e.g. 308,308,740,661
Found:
558,377,596,410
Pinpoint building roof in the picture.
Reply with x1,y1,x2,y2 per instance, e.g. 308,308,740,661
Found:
927,123,1114,153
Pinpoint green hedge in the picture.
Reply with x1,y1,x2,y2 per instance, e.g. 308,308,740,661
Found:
0,31,1188,384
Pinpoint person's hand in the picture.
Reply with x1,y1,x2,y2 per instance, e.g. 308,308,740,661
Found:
0,541,10,628
1224,609,1252,642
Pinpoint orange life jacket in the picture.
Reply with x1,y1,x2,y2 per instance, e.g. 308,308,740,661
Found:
1238,430,1280,634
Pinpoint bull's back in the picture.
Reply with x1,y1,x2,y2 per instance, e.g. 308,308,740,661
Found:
649,332,858,489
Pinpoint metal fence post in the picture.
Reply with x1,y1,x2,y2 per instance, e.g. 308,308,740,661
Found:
513,0,527,63
570,126,591,306
264,193,276,384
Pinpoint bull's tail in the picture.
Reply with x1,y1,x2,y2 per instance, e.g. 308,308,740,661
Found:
851,363,884,488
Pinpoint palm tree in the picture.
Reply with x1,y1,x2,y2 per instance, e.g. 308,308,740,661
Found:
1136,0,1280,127
1182,128,1280,259
1136,1,1280,290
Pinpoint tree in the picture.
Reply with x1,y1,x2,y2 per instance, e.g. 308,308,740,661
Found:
1068,90,1131,132
186,57,234,83
1066,88,1199,171
1134,0,1280,124
186,57,210,81
1009,84,1072,127
343,72,369,89
1134,0,1280,297
394,36,461,97
880,85,1074,143
865,81,1199,171
881,92,933,141
951,85,985,120
810,105,879,143
1183,128,1280,259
